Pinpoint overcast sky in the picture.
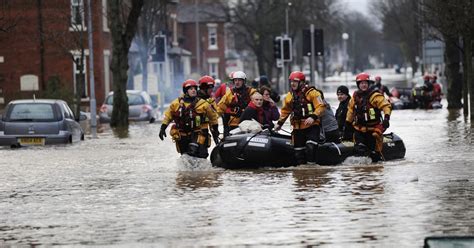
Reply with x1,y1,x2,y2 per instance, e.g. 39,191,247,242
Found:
340,0,370,15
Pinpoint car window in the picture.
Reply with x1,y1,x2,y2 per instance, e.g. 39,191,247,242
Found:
7,103,58,121
62,102,75,119
104,94,145,105
128,94,145,105
105,95,113,105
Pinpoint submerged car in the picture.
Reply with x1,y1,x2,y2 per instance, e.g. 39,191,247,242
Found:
0,99,86,147
99,90,157,123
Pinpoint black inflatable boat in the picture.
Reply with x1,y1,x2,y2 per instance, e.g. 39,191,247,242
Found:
210,130,406,169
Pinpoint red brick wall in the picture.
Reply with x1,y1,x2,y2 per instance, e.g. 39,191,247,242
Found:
179,21,227,80
0,0,111,109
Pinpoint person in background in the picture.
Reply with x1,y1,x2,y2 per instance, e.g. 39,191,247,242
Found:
345,73,392,162
373,76,392,98
159,79,218,158
430,75,443,102
316,89,340,143
214,73,233,136
259,75,280,103
197,75,220,144
217,71,257,136
259,86,280,129
335,85,353,140
274,71,325,165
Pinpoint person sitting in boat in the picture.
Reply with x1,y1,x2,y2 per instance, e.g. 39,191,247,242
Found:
345,73,392,162
217,71,257,137
413,74,437,109
259,86,280,129
430,75,443,103
315,89,340,143
373,76,392,98
239,92,270,128
258,75,280,103
159,79,219,158
274,71,326,165
198,75,220,145
335,85,353,141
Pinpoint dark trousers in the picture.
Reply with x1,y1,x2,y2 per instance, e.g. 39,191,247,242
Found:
176,131,209,158
292,125,321,164
353,130,376,156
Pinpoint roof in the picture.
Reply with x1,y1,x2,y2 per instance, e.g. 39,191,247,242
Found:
177,3,227,23
9,99,66,104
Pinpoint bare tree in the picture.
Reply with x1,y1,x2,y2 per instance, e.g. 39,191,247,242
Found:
223,0,340,79
108,0,144,129
135,0,168,92
421,0,473,117
372,0,422,76
0,0,20,33
36,0,88,120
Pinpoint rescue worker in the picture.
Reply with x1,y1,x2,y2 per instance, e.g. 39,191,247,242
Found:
159,79,218,158
274,71,326,164
373,76,392,98
345,73,392,162
198,75,220,145
217,71,257,136
335,85,353,140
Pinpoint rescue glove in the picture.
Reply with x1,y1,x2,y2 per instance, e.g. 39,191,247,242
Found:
382,115,390,129
274,121,284,131
211,124,220,145
159,124,167,140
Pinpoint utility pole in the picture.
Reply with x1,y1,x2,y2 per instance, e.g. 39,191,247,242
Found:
194,0,201,74
87,0,97,138
310,24,315,86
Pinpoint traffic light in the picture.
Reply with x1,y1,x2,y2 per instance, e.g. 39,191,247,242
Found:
282,37,292,61
273,36,282,60
303,28,324,56
154,35,166,62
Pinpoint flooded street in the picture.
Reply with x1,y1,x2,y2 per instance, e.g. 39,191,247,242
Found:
0,99,473,247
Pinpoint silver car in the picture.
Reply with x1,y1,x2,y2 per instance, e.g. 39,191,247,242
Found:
99,90,157,123
0,99,85,147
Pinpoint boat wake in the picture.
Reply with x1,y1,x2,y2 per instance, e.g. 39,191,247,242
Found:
342,156,374,165
176,154,214,171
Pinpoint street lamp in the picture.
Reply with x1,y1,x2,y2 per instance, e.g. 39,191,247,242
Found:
342,32,349,86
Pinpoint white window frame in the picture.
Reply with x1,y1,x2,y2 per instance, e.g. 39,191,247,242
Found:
208,58,219,79
207,23,218,50
102,0,109,32
103,50,111,94
70,0,86,31
71,50,89,99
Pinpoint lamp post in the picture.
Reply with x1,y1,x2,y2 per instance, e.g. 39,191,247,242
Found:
342,32,349,86
87,0,97,138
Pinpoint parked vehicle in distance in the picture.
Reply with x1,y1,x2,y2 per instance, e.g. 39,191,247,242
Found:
99,90,157,123
0,99,86,147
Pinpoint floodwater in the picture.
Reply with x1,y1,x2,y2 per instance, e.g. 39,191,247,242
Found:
0,97,473,247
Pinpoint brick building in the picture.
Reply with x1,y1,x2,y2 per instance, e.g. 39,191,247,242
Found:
0,0,112,110
176,0,227,80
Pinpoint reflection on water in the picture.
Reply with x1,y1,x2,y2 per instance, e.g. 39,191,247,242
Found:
0,100,473,246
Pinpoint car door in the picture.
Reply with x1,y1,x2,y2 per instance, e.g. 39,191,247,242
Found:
61,102,83,142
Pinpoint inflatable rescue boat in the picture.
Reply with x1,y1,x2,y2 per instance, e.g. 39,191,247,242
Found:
210,130,406,169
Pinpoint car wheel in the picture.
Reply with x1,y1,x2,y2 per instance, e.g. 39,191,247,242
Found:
80,133,85,141
69,135,73,143
149,117,156,123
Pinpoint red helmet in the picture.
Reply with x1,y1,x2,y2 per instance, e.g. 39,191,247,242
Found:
423,75,432,81
375,75,381,81
198,75,215,88
355,72,373,88
182,79,198,93
289,71,305,82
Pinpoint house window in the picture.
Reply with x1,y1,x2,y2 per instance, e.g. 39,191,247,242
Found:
71,0,85,28
208,58,219,79
207,24,218,50
102,0,109,32
73,56,88,98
